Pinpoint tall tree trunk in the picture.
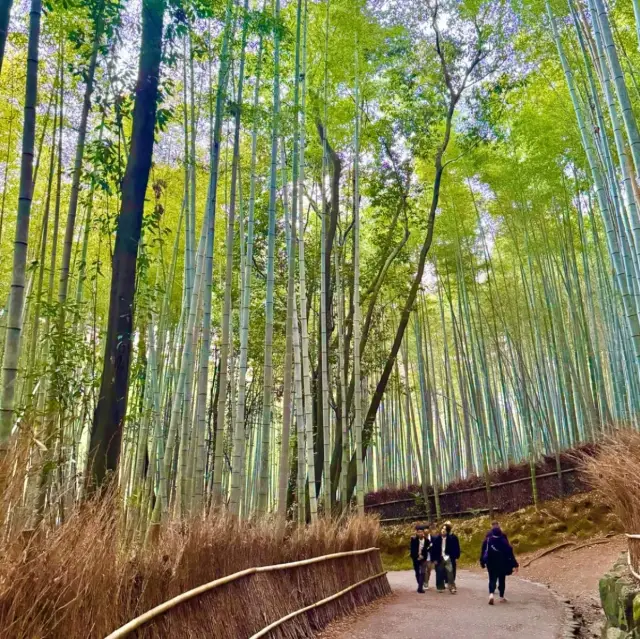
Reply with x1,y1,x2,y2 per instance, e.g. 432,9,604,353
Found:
346,95,466,501
257,0,281,516
0,0,42,448
24,84,59,406
57,9,103,312
296,0,316,521
229,15,264,517
87,0,165,489
0,0,13,74
353,35,364,514
278,0,303,524
213,0,248,507
191,0,234,513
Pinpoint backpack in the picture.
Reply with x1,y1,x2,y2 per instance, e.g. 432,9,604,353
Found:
483,536,509,568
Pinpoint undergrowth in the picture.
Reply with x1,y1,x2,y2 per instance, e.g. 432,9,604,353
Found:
581,429,640,533
378,492,621,571
0,486,382,638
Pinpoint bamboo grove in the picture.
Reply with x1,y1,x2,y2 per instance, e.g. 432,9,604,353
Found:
0,0,639,534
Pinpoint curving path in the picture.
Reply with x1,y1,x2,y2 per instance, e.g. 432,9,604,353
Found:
322,569,567,638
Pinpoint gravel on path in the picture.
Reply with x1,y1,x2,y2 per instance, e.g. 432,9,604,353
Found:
318,569,566,639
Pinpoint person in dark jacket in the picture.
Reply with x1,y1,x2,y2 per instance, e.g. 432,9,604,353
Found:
480,523,519,605
438,524,458,593
409,525,427,593
444,521,461,582
426,523,446,592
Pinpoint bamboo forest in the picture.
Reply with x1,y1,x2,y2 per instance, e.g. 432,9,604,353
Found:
2,0,640,537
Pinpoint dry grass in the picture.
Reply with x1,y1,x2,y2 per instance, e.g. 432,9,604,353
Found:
0,449,388,638
580,428,640,533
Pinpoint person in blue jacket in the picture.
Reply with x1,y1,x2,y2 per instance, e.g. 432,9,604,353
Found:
480,522,519,605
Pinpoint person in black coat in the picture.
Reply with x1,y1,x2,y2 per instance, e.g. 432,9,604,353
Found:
444,521,461,582
426,523,446,592
409,525,427,593
438,522,461,592
480,523,519,605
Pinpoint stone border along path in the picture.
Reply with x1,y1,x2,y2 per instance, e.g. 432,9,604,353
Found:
319,570,579,639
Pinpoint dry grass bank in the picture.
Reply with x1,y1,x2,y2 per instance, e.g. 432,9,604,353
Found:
581,429,640,533
0,489,386,638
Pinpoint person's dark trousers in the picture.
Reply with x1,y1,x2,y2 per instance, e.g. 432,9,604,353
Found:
435,562,446,591
443,559,456,584
488,568,506,597
413,559,426,592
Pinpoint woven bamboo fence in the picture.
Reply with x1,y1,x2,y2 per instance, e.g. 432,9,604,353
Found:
105,547,390,638
366,464,587,523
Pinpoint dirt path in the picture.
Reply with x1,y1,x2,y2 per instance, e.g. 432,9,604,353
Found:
319,569,566,639
516,535,626,637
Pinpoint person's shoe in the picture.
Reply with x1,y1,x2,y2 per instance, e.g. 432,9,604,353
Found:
450,587,457,594
489,594,494,605
417,588,425,593
424,585,430,591
437,589,445,593
500,597,507,603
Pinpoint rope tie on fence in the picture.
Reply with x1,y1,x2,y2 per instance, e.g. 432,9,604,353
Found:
105,547,383,639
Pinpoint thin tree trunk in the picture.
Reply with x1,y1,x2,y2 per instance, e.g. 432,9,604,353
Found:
213,0,248,506
190,0,234,513
57,8,103,312
297,0,316,521
229,15,264,517
353,35,364,514
278,0,303,523
0,0,13,74
88,0,165,488
257,0,281,515
0,0,42,448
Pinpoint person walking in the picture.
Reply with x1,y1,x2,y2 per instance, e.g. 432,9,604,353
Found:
443,521,461,582
480,522,519,605
425,523,446,593
440,524,458,593
409,525,427,593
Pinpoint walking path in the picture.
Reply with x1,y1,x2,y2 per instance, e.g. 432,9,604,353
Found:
320,570,567,639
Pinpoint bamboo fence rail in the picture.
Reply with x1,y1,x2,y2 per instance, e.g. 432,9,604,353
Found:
248,571,387,639
626,534,640,581
105,547,385,639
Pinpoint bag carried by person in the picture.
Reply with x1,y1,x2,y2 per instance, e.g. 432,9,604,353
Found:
485,537,516,574
504,551,518,575
504,557,514,576
484,538,507,565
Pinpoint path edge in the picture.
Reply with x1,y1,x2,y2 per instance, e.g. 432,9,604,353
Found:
517,576,580,639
